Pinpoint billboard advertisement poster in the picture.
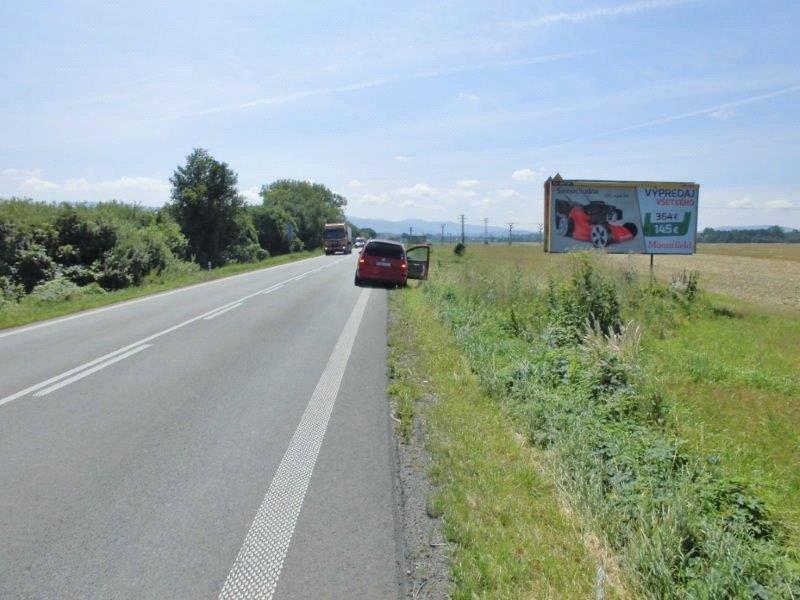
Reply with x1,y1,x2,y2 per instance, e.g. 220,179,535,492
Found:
544,177,699,254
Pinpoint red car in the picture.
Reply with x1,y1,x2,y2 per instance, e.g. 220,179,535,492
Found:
555,199,638,248
354,240,430,287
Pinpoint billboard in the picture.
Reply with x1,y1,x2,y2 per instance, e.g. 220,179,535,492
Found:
543,176,699,254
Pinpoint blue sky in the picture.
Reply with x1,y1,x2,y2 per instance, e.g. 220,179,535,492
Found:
1,0,799,230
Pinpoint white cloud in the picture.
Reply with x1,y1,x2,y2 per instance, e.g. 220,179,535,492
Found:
61,176,169,193
457,179,479,188
395,155,412,162
728,197,753,208
472,189,521,208
515,0,692,28
457,92,480,101
1,168,42,178
358,193,390,205
242,186,261,203
348,179,363,188
512,168,544,182
20,177,59,192
764,198,793,209
397,183,437,196
3,169,170,199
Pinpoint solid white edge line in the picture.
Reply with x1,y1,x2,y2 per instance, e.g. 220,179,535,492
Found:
0,255,355,409
203,303,243,321
218,288,371,600
33,344,151,397
0,254,332,340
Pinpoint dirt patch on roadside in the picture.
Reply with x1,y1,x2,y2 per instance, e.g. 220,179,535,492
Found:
392,392,451,599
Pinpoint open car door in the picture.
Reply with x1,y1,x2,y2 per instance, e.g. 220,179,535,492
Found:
405,245,431,280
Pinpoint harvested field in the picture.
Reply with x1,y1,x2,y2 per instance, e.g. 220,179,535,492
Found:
606,250,800,309
461,243,800,308
697,242,800,263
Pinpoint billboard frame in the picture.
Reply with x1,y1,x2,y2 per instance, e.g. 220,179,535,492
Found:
543,174,700,254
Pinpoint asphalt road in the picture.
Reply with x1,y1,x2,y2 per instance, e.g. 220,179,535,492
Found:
0,253,403,599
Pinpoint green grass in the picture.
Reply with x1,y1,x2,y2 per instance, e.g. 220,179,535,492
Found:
389,283,620,599
399,244,799,597
647,308,800,545
0,250,321,330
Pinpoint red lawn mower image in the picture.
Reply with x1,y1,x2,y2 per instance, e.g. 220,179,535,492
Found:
554,197,639,248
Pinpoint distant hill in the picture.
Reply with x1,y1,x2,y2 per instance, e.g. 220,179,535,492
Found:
348,216,533,237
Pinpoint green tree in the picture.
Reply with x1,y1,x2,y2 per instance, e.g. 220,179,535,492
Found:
249,205,298,255
260,180,346,249
169,149,246,266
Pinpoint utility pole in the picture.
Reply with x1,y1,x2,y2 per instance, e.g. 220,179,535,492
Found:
460,214,466,245
538,222,544,245
409,226,413,238
507,222,514,245
440,223,446,245
483,217,489,244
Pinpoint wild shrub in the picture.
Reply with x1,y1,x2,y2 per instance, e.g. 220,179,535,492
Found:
15,244,57,292
61,264,98,286
545,254,620,345
422,260,800,597
670,269,701,312
454,242,466,256
30,276,81,302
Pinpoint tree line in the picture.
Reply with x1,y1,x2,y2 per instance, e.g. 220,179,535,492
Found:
1,148,369,303
698,226,800,243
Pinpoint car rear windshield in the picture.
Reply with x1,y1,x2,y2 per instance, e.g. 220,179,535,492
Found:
364,242,404,259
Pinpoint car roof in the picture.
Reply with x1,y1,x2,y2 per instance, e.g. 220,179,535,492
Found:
366,238,403,246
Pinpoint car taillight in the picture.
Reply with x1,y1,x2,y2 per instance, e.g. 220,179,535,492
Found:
359,257,366,264
401,262,407,269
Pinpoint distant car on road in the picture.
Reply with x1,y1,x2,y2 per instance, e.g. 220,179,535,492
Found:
354,236,366,248
354,240,430,287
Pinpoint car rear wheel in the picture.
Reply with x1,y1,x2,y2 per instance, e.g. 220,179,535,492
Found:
354,273,361,286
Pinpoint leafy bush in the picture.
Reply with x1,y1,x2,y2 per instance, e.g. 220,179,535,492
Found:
545,254,620,345
153,258,201,280
454,242,466,256
422,259,800,597
225,242,268,263
61,264,98,286
15,244,57,292
29,276,105,303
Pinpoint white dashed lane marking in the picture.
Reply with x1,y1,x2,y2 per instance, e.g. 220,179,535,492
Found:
203,303,244,320
33,344,151,397
218,288,371,600
0,256,353,408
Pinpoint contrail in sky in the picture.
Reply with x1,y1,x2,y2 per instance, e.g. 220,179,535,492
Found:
155,51,593,122
514,0,694,28
546,84,800,148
